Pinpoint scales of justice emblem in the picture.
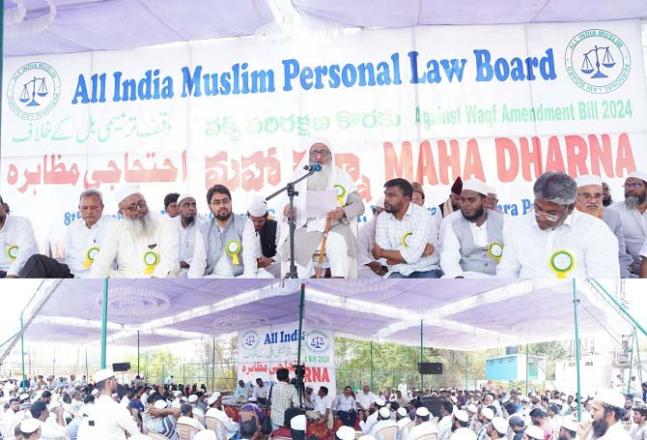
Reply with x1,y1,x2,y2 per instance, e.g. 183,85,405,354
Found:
7,62,61,120
580,45,615,79
19,76,49,107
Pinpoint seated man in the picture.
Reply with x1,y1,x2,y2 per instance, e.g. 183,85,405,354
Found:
357,198,388,278
0,194,38,278
279,139,365,278
574,175,632,278
406,407,438,440
164,193,180,218
144,398,180,440
177,403,205,432
91,186,179,278
333,386,357,427
369,407,398,437
306,386,333,429
189,185,247,278
205,392,240,440
174,194,202,276
373,178,441,278
440,179,504,278
497,171,620,279
242,198,279,278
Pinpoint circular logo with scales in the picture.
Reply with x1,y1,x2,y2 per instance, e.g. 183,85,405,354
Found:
7,62,61,120
565,29,630,94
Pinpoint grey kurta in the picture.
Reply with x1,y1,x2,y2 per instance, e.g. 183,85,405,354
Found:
282,191,365,266
602,208,633,278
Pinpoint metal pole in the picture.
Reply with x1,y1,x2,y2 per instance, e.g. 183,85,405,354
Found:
296,283,305,370
525,344,529,396
635,328,644,387
211,337,216,392
137,330,140,376
420,320,424,393
85,348,88,380
589,280,647,337
100,278,109,369
627,333,635,395
573,279,582,422
465,352,468,390
370,341,374,392
20,314,26,387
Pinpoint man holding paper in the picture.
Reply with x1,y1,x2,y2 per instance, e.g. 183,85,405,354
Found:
279,139,365,278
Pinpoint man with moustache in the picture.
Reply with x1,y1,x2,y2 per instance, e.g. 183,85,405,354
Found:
440,179,504,278
629,404,647,440
602,182,613,207
589,389,630,440
242,197,279,278
90,185,179,278
373,178,440,278
574,175,632,278
497,171,619,278
174,194,202,276
279,140,364,278
0,194,38,278
609,171,647,276
189,184,247,278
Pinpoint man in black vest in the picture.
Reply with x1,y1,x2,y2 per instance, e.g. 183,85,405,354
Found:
243,198,279,278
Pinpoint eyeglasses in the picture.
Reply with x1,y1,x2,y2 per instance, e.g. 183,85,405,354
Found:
532,205,561,222
210,198,231,207
124,201,147,212
309,149,330,158
576,192,603,200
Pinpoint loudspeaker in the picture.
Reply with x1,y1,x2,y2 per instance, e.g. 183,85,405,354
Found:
112,362,131,372
418,362,443,374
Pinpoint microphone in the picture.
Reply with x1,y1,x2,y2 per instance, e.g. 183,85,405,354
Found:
303,163,322,172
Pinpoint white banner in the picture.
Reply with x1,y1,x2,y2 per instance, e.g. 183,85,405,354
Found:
2,20,646,250
237,322,335,393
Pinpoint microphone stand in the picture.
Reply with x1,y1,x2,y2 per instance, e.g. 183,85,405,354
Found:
266,168,317,279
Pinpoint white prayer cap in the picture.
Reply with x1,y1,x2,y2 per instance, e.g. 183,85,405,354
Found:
524,425,544,440
336,425,356,440
379,407,391,418
91,389,99,396
451,428,477,440
397,407,408,417
194,431,217,440
171,400,182,409
114,184,141,204
416,406,430,417
177,194,196,205
94,369,115,383
19,418,41,434
180,397,188,402
466,404,478,413
455,409,469,422
627,171,647,183
561,418,579,433
595,388,625,408
375,397,386,406
481,407,494,421
154,399,168,409
248,197,268,217
188,394,198,403
462,179,489,196
485,184,498,196
173,390,182,397
207,392,221,406
374,197,385,209
492,417,508,435
450,396,458,404
291,414,307,431
575,174,602,188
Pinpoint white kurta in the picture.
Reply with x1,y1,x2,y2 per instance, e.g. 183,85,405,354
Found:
77,395,140,440
174,216,202,266
64,216,115,277
0,215,38,276
241,219,276,278
90,214,179,278
497,209,620,278
609,202,647,271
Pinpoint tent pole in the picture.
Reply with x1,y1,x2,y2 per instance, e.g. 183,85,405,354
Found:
635,328,643,387
627,332,635,395
296,283,306,407
465,352,468,390
589,280,647,337
420,320,423,393
573,279,582,422
137,330,140,377
211,337,216,392
0,0,4,145
85,348,88,380
101,278,109,369
20,313,25,387
525,344,529,396
370,341,374,392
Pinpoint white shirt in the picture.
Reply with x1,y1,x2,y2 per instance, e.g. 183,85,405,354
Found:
188,222,237,278
497,209,620,278
253,385,268,400
609,202,647,264
0,215,38,275
205,407,239,439
175,216,202,266
407,421,438,440
599,421,631,440
333,394,357,412
441,216,499,279
90,214,179,278
360,411,380,434
358,216,380,267
437,415,453,440
313,395,332,414
369,419,398,437
356,392,376,411
40,416,68,440
77,395,140,440
375,203,439,276
177,415,205,431
64,216,115,277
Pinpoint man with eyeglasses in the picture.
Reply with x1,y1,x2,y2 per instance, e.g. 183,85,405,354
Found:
609,171,647,277
574,175,632,278
90,185,179,278
77,369,140,440
278,139,365,278
497,171,619,278
189,184,247,278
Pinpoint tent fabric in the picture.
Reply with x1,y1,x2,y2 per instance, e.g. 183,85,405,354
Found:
4,0,647,56
21,279,622,351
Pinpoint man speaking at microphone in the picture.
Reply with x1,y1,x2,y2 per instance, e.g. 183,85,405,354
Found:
278,139,365,278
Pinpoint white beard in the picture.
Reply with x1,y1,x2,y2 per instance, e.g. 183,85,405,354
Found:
123,211,159,240
307,163,333,191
